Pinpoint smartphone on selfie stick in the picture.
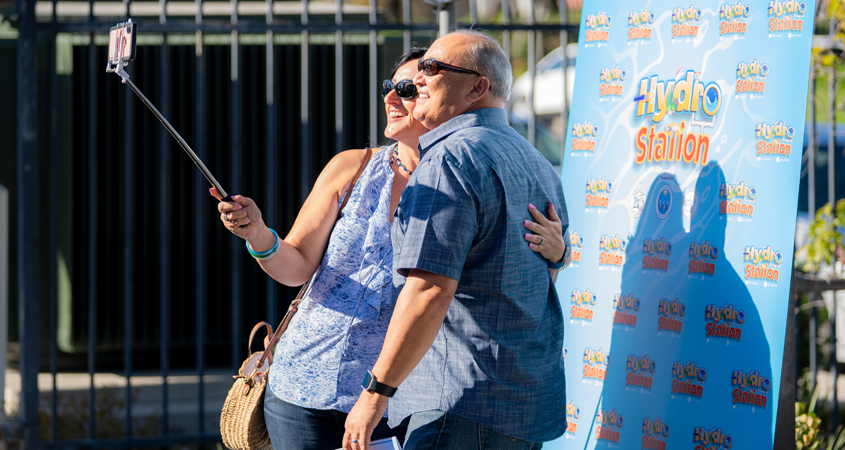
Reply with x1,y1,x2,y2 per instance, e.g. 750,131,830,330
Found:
106,19,237,206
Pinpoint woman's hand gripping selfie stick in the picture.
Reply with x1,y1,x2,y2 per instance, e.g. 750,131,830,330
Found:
105,19,239,210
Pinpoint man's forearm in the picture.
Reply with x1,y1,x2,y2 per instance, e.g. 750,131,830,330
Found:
369,269,457,389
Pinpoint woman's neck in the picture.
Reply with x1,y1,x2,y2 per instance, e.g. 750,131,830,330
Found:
395,141,420,173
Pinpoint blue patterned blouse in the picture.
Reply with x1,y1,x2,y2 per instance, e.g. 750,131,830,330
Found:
267,145,397,414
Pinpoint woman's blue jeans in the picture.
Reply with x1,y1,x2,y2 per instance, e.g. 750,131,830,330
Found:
264,391,405,450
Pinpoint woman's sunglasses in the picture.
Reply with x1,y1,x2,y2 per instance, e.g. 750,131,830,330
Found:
382,79,418,100
417,58,481,77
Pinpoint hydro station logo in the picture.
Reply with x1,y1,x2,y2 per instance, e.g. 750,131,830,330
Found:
693,427,733,449
683,188,700,222
600,234,627,267
756,121,795,160
631,183,647,218
768,0,806,33
628,9,654,41
565,402,580,436
720,2,750,36
705,304,745,341
596,409,623,445
600,66,626,99
672,361,706,399
569,231,584,264
731,369,771,408
583,347,609,382
672,5,702,38
736,59,768,96
689,240,718,276
586,176,610,209
642,417,670,450
634,71,722,166
720,181,757,220
584,12,611,44
743,245,783,283
658,298,685,334
571,288,597,322
627,354,656,390
613,292,640,328
655,180,673,219
571,121,598,154
643,237,672,271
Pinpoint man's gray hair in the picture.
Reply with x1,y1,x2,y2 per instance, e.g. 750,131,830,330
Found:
451,29,513,102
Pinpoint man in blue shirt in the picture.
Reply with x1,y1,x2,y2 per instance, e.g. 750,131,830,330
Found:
344,29,568,450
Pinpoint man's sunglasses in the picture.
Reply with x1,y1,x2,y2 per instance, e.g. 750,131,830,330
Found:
417,58,481,77
382,79,418,99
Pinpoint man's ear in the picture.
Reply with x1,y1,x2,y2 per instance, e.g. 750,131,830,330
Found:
466,76,491,102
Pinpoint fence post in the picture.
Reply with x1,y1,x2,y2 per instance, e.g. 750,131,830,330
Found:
808,57,817,395
833,292,839,430
15,0,42,446
431,0,456,37
829,12,839,431
0,184,7,424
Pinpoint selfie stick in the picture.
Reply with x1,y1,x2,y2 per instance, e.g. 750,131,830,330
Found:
105,19,232,202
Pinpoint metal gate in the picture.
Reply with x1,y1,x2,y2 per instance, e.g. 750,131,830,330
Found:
10,0,576,447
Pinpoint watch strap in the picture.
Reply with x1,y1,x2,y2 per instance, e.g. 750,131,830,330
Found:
362,370,397,398
547,256,565,270
548,242,568,270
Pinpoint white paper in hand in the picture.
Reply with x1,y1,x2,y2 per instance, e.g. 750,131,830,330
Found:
335,436,402,450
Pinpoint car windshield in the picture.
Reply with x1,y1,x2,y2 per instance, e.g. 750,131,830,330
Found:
510,121,562,167
535,48,563,73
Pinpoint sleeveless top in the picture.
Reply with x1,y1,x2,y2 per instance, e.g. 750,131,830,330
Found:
267,145,397,413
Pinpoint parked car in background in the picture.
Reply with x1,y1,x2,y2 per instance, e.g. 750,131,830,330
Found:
510,44,577,118
510,116,562,171
510,44,577,171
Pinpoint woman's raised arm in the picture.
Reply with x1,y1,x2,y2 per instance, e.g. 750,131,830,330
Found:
212,149,370,286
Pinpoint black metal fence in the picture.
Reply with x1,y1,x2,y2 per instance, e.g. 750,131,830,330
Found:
7,0,576,447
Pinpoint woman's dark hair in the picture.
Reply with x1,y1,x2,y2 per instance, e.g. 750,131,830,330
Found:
390,47,428,79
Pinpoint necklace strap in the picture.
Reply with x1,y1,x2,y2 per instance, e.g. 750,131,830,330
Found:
391,145,414,175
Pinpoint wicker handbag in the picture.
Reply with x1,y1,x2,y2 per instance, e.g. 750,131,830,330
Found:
219,282,309,450
219,148,375,450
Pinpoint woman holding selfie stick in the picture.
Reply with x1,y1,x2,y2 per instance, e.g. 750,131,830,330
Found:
212,48,567,449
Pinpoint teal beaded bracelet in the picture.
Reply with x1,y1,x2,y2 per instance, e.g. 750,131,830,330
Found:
246,228,280,260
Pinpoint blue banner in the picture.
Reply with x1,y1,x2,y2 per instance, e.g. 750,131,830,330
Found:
549,1,814,448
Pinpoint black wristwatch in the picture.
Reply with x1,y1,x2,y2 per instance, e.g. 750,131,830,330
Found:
362,370,398,397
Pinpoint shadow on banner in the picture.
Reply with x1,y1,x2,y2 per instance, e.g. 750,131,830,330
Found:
548,162,773,449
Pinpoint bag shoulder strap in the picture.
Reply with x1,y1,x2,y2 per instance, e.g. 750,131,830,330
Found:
257,146,375,367
337,147,375,219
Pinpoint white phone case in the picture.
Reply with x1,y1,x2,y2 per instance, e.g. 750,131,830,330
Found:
335,436,402,450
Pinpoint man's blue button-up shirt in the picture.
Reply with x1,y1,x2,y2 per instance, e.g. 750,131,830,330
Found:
389,108,569,443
